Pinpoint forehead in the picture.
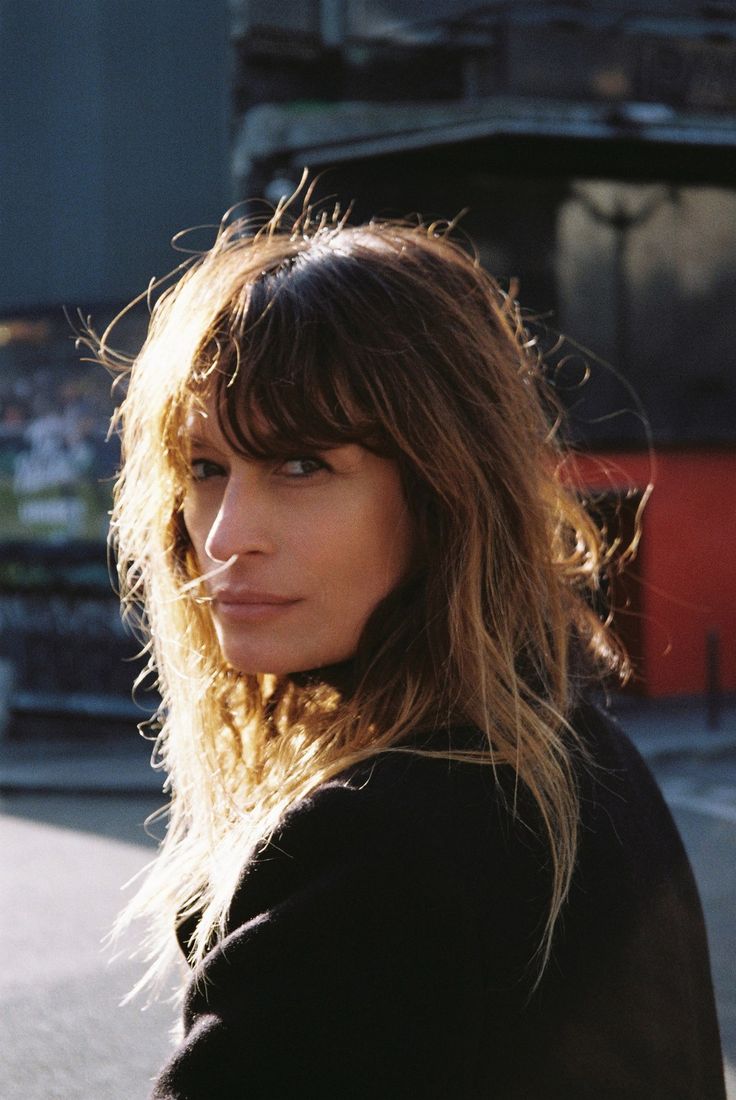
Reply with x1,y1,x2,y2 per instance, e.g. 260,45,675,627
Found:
185,397,223,437
181,360,385,462
184,396,261,449
182,392,334,459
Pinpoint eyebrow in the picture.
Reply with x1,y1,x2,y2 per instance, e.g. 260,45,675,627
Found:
186,425,353,461
186,429,209,444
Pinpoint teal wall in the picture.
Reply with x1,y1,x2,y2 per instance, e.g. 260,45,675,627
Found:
0,0,230,311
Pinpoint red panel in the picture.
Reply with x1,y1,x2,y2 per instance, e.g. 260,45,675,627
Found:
571,450,736,697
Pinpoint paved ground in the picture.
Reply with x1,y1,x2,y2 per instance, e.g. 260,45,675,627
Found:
2,695,736,795
654,753,736,1074
2,696,736,1098
1,791,173,1100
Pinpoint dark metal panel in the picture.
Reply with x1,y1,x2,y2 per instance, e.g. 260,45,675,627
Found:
292,152,736,448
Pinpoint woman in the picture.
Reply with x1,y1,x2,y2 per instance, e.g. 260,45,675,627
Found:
98,198,725,1098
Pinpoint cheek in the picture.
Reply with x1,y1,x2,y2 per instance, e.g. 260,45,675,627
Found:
181,497,211,562
324,495,413,608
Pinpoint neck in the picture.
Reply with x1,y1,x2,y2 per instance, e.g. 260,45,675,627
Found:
287,659,357,696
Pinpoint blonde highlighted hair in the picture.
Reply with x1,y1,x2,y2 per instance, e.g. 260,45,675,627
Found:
91,196,626,1000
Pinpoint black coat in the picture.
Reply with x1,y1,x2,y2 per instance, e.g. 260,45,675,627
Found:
152,701,726,1098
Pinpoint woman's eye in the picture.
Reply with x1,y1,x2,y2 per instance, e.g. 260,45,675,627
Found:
190,458,225,482
278,457,327,478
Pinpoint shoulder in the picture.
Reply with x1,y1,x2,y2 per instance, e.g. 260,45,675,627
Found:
570,697,690,869
223,696,700,992
245,699,663,890
282,699,668,854
222,724,553,985
230,699,680,914
229,734,524,921
262,724,541,874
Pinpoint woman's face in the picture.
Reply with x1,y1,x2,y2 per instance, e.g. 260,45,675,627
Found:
182,400,414,676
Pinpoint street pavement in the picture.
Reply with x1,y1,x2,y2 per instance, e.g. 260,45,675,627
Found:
2,695,736,795
2,696,736,1098
1,790,174,1100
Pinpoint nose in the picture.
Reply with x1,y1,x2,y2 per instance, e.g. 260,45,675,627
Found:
203,475,276,563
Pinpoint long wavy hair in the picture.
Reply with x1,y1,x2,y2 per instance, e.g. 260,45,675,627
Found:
92,197,627,1000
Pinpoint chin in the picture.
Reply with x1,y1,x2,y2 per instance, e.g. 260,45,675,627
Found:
221,646,355,680
219,646,311,678
215,626,360,680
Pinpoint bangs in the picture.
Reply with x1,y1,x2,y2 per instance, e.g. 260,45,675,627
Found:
191,264,392,460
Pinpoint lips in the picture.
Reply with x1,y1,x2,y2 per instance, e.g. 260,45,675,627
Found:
211,589,301,623
212,589,299,605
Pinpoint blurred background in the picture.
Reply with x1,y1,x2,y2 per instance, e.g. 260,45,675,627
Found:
2,0,736,717
1,2,736,1097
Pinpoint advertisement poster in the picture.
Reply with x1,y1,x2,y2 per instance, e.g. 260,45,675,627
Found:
0,313,120,546
0,309,150,703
